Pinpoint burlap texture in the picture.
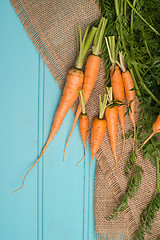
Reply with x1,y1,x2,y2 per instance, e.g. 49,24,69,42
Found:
10,0,160,239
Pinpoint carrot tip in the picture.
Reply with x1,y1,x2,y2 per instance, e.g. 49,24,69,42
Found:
139,131,155,151
12,186,23,194
90,158,93,166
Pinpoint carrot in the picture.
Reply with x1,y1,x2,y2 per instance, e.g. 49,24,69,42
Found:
105,107,118,167
105,87,118,167
110,65,125,135
139,113,160,149
63,17,108,161
76,90,89,166
119,52,135,128
105,36,125,160
12,25,97,193
90,94,107,165
122,70,135,127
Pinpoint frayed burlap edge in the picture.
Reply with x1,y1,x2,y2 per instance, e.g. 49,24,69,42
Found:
95,232,131,240
10,0,65,88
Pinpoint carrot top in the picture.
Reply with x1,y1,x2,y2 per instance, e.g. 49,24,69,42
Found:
105,35,120,70
75,25,97,69
92,17,108,56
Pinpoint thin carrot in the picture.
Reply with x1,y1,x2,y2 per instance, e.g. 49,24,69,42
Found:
110,66,125,135
90,94,107,165
139,113,160,150
105,36,125,160
12,25,97,193
122,70,135,126
76,90,89,166
63,17,108,161
119,52,135,128
105,87,118,168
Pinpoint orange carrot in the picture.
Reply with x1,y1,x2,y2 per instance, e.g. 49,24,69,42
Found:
90,94,107,165
12,25,97,193
105,105,118,168
139,113,160,149
104,87,118,167
122,70,135,127
110,65,125,135
76,114,89,166
76,90,89,166
63,17,108,161
105,36,125,160
119,52,135,128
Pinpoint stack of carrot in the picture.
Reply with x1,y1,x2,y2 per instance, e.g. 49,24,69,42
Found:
12,17,138,193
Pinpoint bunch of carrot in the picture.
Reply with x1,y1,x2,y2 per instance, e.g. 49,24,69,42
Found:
12,14,141,193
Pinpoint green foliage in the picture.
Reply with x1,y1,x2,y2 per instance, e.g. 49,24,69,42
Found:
108,97,135,117
106,150,143,221
133,192,160,240
94,0,160,238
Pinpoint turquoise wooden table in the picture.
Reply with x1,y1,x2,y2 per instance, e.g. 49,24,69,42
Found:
0,1,97,239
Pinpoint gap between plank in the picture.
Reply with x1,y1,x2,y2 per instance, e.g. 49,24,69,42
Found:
37,55,45,240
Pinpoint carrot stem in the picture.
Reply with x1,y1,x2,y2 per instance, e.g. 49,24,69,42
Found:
75,25,79,55
105,37,113,63
109,36,116,65
119,51,127,73
99,94,108,119
105,36,118,68
151,138,160,194
124,0,127,17
78,89,86,115
126,0,160,36
130,0,137,58
93,17,103,47
106,87,113,103
75,26,97,69
115,0,120,17
82,26,97,61
92,17,108,56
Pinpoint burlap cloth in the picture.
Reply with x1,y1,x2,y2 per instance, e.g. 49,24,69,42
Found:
10,0,160,239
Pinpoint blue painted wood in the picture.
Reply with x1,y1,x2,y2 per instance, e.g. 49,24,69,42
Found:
0,1,38,240
0,1,97,240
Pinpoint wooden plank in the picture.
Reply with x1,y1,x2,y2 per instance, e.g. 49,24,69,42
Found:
0,1,38,239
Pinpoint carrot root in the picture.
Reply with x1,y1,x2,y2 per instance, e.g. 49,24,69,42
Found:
139,131,155,150
119,130,125,164
76,145,87,166
12,147,45,193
